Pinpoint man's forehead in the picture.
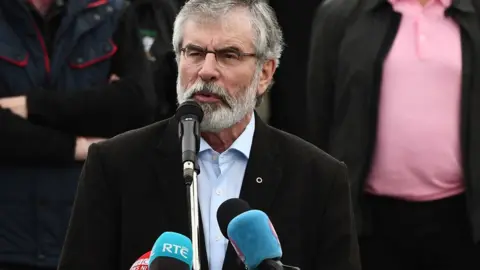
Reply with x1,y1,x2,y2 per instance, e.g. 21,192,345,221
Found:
182,11,254,49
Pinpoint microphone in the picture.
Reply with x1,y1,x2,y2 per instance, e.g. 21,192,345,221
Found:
130,251,151,270
148,232,193,270
217,198,251,238
175,99,203,269
217,199,300,270
175,99,204,183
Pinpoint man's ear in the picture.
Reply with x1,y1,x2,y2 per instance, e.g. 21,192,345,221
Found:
257,59,276,96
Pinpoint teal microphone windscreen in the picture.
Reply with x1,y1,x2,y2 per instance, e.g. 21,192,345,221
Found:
148,232,193,270
227,210,283,269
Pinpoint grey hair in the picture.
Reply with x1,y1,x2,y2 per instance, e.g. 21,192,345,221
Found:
172,0,285,68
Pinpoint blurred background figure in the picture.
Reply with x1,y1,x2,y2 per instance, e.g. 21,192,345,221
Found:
0,0,155,269
306,0,480,269
267,0,322,136
130,0,180,121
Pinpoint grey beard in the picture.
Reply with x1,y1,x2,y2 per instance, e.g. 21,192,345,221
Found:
176,71,260,132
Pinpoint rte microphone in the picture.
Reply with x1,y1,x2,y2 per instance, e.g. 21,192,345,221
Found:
175,99,204,183
130,251,151,270
217,199,300,270
148,232,193,270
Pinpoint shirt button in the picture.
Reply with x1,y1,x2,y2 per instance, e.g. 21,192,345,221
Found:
216,188,222,195
215,235,221,241
212,155,217,161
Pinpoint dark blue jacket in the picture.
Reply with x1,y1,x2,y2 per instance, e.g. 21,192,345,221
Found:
0,0,155,267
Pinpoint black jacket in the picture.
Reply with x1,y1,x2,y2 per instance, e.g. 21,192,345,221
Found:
58,114,361,270
306,0,480,242
0,0,155,267
267,0,322,136
130,0,179,121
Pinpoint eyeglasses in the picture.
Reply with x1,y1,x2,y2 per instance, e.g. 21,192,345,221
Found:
180,45,258,67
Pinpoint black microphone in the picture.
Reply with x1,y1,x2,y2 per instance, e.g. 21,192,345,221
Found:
175,100,204,183
217,198,251,238
217,199,301,270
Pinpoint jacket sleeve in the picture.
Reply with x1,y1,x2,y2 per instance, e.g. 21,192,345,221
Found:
315,162,361,270
26,6,156,138
305,0,348,151
58,143,120,270
0,108,76,163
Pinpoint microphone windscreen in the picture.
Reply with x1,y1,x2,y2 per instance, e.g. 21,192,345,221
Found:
130,251,151,270
148,232,193,270
227,210,283,269
216,198,251,238
175,99,204,122
149,257,190,270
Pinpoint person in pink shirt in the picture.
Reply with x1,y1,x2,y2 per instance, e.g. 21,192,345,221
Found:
307,0,480,269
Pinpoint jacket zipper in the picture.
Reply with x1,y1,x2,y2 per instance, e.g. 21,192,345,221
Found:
32,22,51,77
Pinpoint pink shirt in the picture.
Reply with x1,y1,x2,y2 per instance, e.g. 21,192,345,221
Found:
365,0,464,201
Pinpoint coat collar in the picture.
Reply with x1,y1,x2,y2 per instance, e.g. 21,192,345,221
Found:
20,0,110,12
69,0,111,13
155,113,284,269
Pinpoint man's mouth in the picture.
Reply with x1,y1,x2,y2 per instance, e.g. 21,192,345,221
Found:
193,91,222,103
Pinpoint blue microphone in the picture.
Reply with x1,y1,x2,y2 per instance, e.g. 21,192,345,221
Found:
217,199,300,270
228,210,283,269
148,232,193,270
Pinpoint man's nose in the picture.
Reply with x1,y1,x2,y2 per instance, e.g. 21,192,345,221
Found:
198,53,220,82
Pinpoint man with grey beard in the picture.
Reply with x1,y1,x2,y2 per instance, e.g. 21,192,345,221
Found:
57,1,361,270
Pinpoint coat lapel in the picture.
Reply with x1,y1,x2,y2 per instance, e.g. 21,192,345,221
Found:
222,114,284,270
450,0,480,224
153,115,284,270
153,118,210,269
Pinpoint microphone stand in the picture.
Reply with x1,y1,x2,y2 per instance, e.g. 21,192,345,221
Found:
184,161,201,270
177,100,204,270
180,116,202,270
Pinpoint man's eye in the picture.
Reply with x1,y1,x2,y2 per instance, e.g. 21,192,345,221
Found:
221,52,240,59
187,51,203,57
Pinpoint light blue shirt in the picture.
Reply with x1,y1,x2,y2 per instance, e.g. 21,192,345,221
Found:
198,115,255,270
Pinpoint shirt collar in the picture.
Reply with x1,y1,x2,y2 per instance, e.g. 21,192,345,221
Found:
26,0,65,7
26,0,65,14
365,0,474,12
389,0,451,7
199,113,255,159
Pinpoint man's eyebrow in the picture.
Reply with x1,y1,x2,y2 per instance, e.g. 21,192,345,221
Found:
183,44,247,53
184,44,204,50
184,43,249,53
216,46,242,52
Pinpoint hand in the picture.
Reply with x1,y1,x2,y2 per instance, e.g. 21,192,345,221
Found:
75,137,106,161
109,74,120,84
0,96,27,119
